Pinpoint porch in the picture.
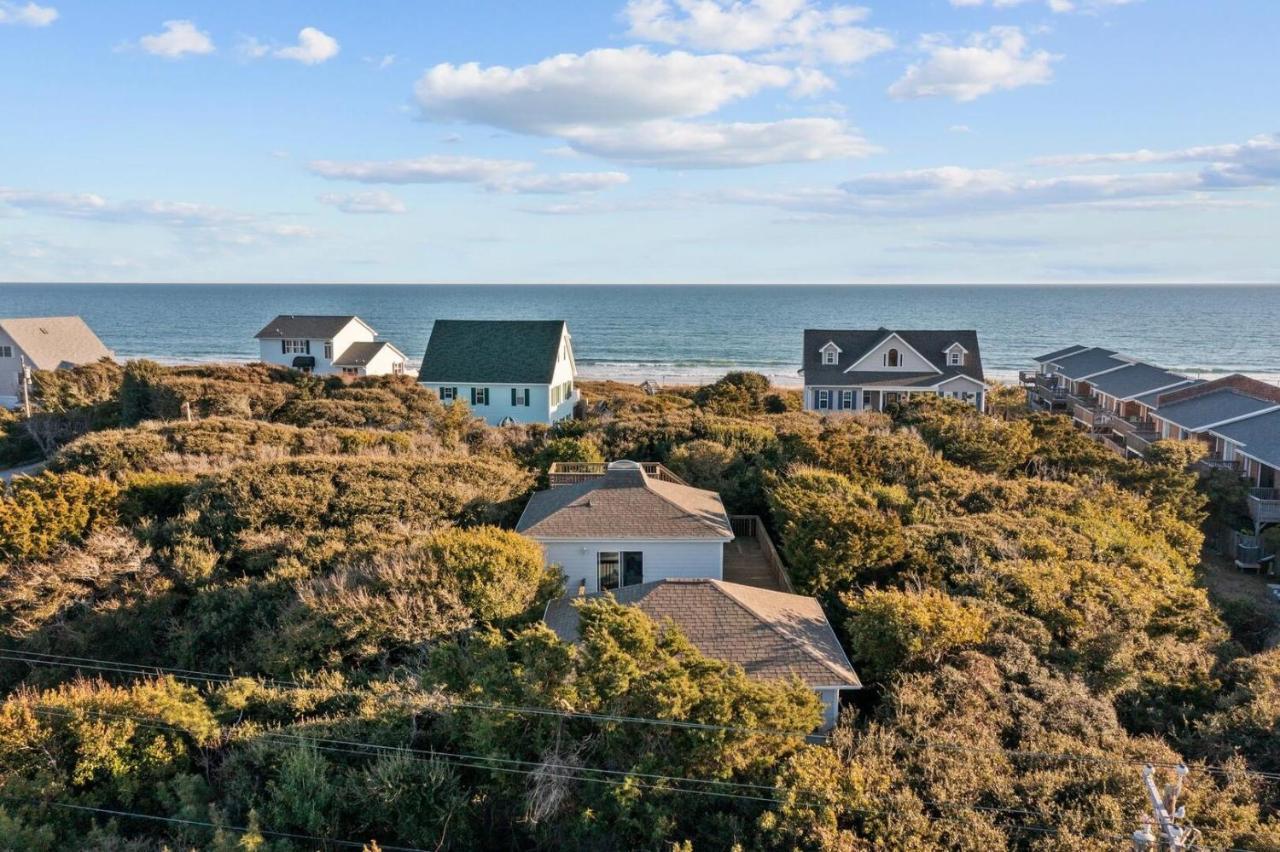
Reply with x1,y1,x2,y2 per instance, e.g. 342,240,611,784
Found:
1071,396,1111,430
1111,416,1162,457
1024,374,1070,409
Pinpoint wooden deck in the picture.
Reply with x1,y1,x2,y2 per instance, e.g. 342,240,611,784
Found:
724,516,793,593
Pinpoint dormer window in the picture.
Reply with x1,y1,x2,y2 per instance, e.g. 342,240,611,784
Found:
944,342,967,366
819,341,841,366
883,348,901,368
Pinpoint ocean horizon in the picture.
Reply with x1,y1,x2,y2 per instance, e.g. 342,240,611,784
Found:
3,283,1278,386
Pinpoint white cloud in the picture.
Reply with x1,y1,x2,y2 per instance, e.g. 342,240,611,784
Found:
364,53,396,70
949,124,973,133
0,186,313,246
0,1,57,26
413,46,867,168
308,154,630,195
415,47,796,134
1033,134,1280,188
274,27,340,64
888,27,1057,102
318,190,407,214
623,0,894,65
138,20,215,59
236,35,270,60
949,0,1137,12
561,117,875,167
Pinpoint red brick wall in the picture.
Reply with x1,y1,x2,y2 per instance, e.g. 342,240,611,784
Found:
1154,374,1280,407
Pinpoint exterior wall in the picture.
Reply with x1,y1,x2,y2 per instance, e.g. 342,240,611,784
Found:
817,688,841,731
0,328,20,404
351,346,406,378
548,331,579,422
848,335,938,372
539,539,725,594
258,319,375,376
804,377,984,413
422,382,554,426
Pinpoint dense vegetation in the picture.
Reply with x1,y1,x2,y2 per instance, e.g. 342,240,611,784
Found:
0,364,1276,850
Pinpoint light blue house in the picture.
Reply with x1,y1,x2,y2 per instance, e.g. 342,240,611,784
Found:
417,319,578,426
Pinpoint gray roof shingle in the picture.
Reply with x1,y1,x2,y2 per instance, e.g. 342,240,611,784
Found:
255,315,362,340
1088,363,1188,399
418,319,567,384
332,341,401,367
0,316,112,369
544,578,861,688
517,461,733,540
1032,344,1089,363
1047,347,1129,380
1156,390,1279,431
1133,379,1202,409
1211,408,1280,469
803,328,984,388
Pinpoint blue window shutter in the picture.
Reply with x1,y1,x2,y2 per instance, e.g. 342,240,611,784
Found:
511,388,517,406
470,387,476,405
281,340,286,354
305,340,311,354
523,388,530,405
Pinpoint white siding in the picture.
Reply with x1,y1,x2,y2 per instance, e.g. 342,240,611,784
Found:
257,318,375,376
848,334,938,373
0,327,20,403
423,383,555,426
356,345,407,377
539,539,724,594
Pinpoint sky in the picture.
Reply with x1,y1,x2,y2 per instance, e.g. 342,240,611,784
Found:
0,0,1277,284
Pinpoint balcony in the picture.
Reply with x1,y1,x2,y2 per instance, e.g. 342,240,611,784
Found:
1090,431,1127,457
1195,457,1243,475
726,515,793,593
1027,375,1070,409
547,461,688,488
1072,397,1111,430
1247,488,1280,527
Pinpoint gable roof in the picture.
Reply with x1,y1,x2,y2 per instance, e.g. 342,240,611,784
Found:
1211,408,1280,469
1033,344,1089,363
802,328,984,388
418,319,567,384
1047,347,1129,380
1088,362,1188,400
254,315,365,340
516,461,733,540
543,578,861,688
1155,389,1279,432
332,341,404,367
0,316,112,370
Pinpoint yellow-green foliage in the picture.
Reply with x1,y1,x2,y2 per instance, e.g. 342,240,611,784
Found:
843,586,989,680
0,472,119,562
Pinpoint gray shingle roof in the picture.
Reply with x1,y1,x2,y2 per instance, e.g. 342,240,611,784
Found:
332,341,401,367
1133,379,1201,409
544,579,861,688
254,315,362,340
1032,344,1089,363
1211,408,1280,469
1047,347,1129,380
1156,390,1279,432
0,316,112,369
418,319,567,384
1088,363,1188,400
803,328,984,388
516,461,733,540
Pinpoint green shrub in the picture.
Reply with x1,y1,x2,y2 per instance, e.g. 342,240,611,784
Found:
0,472,119,562
842,586,989,680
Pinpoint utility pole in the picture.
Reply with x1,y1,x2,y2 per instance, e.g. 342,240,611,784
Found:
18,356,32,418
1136,764,1198,851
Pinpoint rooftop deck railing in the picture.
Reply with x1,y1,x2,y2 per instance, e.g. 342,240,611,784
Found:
547,461,689,488
1247,488,1280,526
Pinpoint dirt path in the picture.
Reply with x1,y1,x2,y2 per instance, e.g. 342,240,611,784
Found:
0,460,45,484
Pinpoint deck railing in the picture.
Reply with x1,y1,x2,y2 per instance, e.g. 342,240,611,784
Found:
729,515,794,594
547,461,689,488
1195,457,1243,474
1247,488,1280,526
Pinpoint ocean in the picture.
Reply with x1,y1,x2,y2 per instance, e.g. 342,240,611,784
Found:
2,284,1278,386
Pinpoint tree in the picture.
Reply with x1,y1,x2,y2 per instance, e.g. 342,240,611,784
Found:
842,586,988,681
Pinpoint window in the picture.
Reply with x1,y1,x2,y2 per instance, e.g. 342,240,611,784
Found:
511,388,530,406
439,386,456,402
552,380,574,406
282,339,308,355
815,389,830,410
598,552,620,591
948,351,962,365
883,348,900,367
840,389,855,409
622,552,643,587
863,390,873,408
471,387,490,406
822,349,837,365
323,341,333,360
341,367,358,377
0,346,12,358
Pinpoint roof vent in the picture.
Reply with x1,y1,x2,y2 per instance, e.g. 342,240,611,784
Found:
607,460,644,471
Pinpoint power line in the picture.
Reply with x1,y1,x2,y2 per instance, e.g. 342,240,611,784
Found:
0,793,430,852
5,647,1279,785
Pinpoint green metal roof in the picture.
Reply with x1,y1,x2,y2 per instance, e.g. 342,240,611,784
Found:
417,319,567,384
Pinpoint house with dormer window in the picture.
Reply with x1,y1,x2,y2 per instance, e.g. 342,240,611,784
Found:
801,328,987,412
255,315,407,378
417,319,578,426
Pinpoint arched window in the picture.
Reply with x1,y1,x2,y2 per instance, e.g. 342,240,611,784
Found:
884,348,900,367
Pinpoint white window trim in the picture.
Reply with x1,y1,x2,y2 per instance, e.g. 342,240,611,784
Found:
815,389,830,410
948,352,963,366
439,386,456,402
0,345,12,358
282,339,308,355
845,332,942,375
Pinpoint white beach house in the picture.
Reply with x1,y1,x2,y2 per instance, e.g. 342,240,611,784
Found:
254,315,407,378
802,328,987,413
0,316,113,408
417,319,578,426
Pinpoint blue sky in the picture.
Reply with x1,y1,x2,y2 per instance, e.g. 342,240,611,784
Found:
1,0,1277,284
